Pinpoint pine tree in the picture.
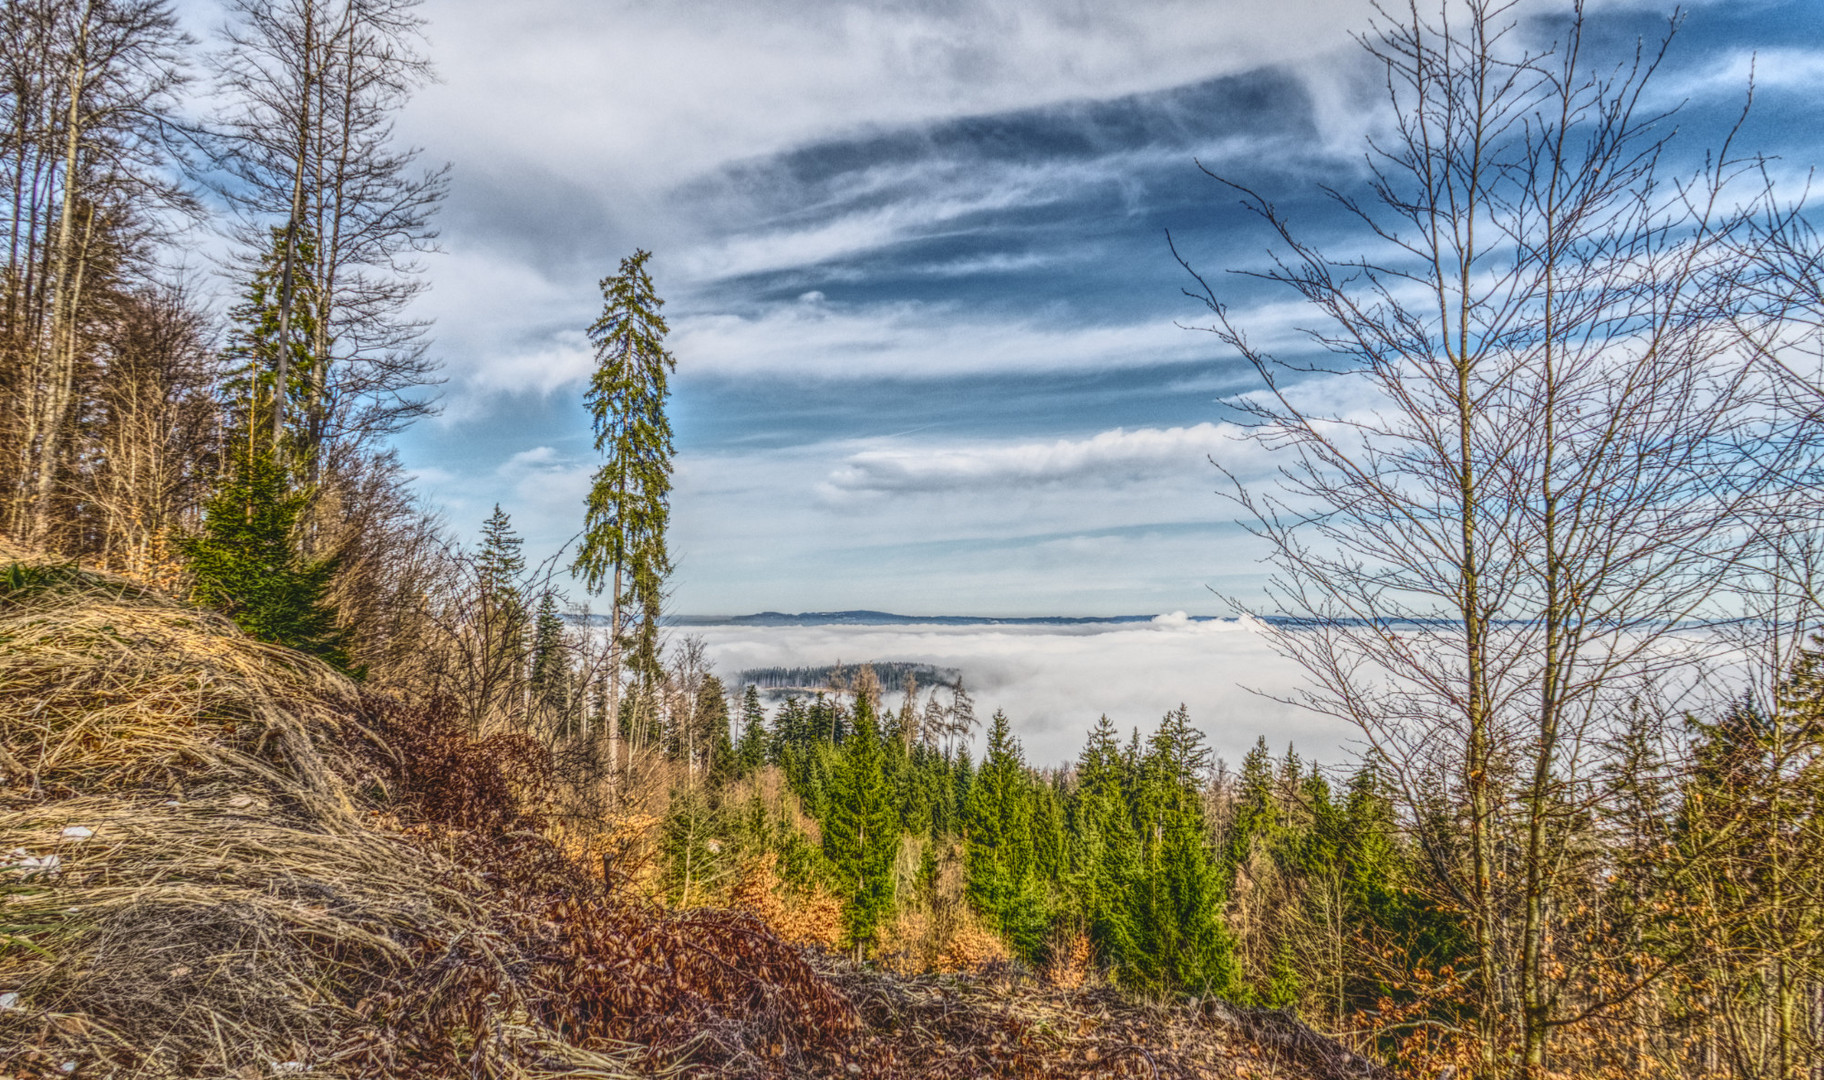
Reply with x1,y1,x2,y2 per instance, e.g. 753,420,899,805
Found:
822,692,899,955
574,249,676,702
183,443,352,671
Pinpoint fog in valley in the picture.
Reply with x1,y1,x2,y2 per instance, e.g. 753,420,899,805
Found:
682,615,1333,767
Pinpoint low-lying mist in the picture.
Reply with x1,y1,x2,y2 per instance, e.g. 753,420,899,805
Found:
676,615,1347,768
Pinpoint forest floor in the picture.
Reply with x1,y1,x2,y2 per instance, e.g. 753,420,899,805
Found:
0,552,1390,1079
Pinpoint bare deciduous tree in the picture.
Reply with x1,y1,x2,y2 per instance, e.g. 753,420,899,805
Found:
210,0,445,476
0,0,192,544
1180,0,1814,1070
86,280,219,578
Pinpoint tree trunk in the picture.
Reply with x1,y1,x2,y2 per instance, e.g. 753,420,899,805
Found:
271,0,316,455
29,0,92,546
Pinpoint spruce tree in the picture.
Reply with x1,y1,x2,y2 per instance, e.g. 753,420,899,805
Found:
966,710,1045,957
776,694,807,753
1264,938,1302,1011
921,691,948,753
948,679,977,759
951,752,975,832
183,443,351,671
1031,777,1069,892
1226,736,1280,870
222,223,321,461
574,249,676,699
1674,670,1824,1077
478,504,526,594
1070,714,1141,973
736,684,768,773
528,589,571,727
696,675,735,787
822,692,899,955
474,505,529,723
1129,706,1237,996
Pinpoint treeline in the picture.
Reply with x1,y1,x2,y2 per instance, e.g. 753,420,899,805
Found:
736,662,961,695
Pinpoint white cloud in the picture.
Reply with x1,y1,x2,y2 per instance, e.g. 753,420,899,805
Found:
467,331,595,396
656,428,1265,614
669,301,1216,379
1652,46,1824,107
404,0,1377,201
820,422,1251,496
673,140,1251,282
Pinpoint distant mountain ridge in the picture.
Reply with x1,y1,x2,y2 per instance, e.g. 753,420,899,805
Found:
663,610,1220,627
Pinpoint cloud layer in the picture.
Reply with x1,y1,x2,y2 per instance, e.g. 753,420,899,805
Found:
681,616,1327,767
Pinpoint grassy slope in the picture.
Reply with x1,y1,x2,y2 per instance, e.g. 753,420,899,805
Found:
0,554,1389,1080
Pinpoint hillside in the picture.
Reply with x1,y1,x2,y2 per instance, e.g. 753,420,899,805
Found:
0,555,1389,1080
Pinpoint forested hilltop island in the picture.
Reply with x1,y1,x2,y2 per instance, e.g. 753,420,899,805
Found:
4,0,1824,1077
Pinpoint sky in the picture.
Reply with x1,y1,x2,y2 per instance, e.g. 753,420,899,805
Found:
221,0,1823,619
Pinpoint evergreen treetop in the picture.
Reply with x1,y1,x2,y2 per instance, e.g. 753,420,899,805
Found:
182,443,352,673
574,248,675,688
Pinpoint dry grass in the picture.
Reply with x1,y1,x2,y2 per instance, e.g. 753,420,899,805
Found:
0,557,606,1077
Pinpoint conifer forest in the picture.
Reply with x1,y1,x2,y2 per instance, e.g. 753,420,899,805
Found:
5,0,1824,1077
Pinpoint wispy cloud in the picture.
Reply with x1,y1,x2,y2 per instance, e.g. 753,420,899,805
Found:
821,422,1249,497
402,0,1374,201
668,300,1219,379
385,0,1822,625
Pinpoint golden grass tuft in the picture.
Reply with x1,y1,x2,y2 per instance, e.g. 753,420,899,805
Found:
0,560,363,814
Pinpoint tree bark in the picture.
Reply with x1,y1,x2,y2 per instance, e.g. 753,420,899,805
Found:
28,0,91,545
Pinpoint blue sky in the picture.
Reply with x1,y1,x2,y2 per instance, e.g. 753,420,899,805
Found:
374,0,1824,616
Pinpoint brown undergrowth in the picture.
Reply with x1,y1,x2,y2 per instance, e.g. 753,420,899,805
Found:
0,552,1393,1079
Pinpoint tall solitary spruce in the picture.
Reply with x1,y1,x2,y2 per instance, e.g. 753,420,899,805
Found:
575,249,676,721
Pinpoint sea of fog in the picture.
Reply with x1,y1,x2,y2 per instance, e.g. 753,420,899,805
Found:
673,615,1355,770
